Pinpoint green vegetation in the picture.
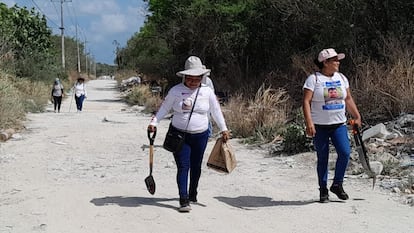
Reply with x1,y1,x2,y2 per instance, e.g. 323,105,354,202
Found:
2,1,414,155
116,0,413,153
118,0,413,120
0,3,117,130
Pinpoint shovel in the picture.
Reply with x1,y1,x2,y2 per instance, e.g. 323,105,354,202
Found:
350,120,376,189
145,128,157,195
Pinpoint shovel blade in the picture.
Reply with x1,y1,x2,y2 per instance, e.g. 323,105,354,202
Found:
145,175,156,195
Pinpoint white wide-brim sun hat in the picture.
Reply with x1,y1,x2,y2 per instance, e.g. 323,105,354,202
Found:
176,56,210,77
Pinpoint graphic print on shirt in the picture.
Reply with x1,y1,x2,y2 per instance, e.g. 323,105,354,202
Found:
322,80,344,110
180,92,192,111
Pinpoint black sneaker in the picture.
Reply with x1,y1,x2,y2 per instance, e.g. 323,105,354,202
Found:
319,188,329,203
330,183,349,200
178,198,191,212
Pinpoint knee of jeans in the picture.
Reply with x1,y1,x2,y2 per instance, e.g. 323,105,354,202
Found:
338,147,351,157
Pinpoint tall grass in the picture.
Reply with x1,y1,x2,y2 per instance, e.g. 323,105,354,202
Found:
124,85,163,114
224,84,291,142
353,37,414,123
0,71,52,130
12,78,50,113
0,73,25,129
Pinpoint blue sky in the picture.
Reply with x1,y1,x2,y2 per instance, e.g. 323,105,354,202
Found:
4,0,148,65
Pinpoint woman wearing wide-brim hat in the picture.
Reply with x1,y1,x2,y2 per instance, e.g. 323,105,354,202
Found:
148,56,230,212
73,77,87,112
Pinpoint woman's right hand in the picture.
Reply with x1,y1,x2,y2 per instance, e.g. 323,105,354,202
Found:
305,124,316,137
221,130,230,142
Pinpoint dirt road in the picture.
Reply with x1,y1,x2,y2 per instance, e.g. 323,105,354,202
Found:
1,79,413,233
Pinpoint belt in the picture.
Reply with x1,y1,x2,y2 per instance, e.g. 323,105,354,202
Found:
314,123,345,130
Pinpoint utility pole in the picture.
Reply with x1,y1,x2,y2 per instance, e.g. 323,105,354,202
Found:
76,25,81,73
52,0,72,69
84,39,88,75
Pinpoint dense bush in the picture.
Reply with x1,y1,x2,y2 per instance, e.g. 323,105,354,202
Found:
117,0,413,126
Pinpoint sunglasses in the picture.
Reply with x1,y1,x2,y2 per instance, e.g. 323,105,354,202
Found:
326,57,340,62
185,77,202,82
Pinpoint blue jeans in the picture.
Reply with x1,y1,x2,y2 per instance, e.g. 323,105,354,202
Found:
207,120,213,138
75,95,85,111
173,130,209,199
313,124,350,188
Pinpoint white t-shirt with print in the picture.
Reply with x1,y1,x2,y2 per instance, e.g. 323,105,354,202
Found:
303,72,349,125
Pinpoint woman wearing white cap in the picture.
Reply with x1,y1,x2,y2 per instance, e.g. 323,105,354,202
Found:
148,56,230,212
51,78,64,113
303,48,361,203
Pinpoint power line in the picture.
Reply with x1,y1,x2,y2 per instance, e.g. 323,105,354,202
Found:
30,0,60,28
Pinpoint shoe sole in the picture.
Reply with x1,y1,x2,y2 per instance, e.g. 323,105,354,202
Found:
178,206,191,212
319,198,329,203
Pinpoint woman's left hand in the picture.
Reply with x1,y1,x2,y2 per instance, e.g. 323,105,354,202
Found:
221,130,230,142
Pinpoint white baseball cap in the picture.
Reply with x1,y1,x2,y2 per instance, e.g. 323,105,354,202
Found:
317,48,345,62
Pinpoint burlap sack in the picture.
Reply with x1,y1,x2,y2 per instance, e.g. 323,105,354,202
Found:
207,138,236,173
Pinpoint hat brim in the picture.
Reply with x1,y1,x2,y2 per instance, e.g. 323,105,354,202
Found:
337,53,345,60
176,68,210,77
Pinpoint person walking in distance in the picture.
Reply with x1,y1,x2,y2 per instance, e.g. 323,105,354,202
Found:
202,65,215,138
73,77,87,112
302,48,361,203
51,78,64,113
147,56,230,212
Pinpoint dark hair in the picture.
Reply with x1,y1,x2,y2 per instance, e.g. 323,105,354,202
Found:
313,58,324,69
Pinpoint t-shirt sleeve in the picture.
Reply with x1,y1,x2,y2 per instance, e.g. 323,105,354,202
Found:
303,74,316,91
342,74,350,89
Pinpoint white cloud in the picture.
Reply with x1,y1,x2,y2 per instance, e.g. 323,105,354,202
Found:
91,14,128,35
76,0,120,15
2,0,16,7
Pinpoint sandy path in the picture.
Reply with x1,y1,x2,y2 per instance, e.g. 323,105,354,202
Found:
0,79,413,233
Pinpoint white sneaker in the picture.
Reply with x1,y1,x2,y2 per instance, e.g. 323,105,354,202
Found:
178,204,191,212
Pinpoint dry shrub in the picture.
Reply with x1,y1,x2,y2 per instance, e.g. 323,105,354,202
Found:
125,85,162,113
12,78,50,113
225,84,291,142
114,70,137,83
354,37,414,123
0,73,25,129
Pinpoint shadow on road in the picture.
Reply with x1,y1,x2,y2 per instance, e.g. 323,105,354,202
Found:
92,87,119,92
90,196,178,210
141,144,164,151
215,196,316,209
87,99,123,103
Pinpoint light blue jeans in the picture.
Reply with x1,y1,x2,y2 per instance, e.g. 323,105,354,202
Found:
173,130,209,199
313,124,350,189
